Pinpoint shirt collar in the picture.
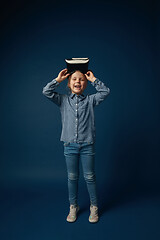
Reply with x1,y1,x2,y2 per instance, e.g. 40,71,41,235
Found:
70,92,85,100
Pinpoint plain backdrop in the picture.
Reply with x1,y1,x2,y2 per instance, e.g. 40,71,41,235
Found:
0,0,160,239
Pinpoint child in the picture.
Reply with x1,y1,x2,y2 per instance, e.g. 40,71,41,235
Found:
42,58,110,223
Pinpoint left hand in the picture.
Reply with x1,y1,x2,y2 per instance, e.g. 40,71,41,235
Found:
85,71,96,82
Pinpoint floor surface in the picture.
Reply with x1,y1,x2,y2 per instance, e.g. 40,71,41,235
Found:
1,183,160,240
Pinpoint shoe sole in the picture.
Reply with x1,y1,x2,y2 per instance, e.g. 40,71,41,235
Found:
89,218,99,223
89,215,99,223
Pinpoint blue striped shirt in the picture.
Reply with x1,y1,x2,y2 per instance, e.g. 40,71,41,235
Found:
42,78,110,143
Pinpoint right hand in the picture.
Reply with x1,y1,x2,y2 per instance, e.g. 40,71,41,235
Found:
56,68,70,82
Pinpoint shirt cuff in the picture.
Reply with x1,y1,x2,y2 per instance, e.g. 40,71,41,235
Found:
91,78,99,87
51,78,60,86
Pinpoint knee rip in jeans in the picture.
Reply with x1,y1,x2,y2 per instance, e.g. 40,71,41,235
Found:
68,172,79,181
84,172,96,182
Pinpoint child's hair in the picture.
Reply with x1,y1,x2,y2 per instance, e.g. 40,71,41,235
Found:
67,70,76,80
66,82,72,95
66,71,74,93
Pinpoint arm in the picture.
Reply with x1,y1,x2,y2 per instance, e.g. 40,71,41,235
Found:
90,78,110,106
42,68,70,106
42,78,62,106
85,71,110,107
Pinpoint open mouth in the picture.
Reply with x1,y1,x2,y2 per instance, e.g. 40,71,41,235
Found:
74,85,81,90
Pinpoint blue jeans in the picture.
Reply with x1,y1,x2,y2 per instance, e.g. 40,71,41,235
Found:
64,142,98,207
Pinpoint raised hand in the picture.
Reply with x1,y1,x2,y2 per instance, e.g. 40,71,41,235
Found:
84,71,96,82
56,68,70,83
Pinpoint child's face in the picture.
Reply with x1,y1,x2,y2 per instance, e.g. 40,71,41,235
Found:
68,70,88,95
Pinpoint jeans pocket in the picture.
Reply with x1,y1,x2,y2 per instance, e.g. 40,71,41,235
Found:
63,142,70,147
87,142,94,145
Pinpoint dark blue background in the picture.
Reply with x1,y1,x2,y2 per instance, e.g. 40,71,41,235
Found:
0,0,160,239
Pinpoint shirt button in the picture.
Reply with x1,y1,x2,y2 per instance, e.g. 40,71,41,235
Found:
76,103,78,106
76,109,78,111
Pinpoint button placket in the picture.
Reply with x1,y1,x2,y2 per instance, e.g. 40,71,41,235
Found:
75,96,78,140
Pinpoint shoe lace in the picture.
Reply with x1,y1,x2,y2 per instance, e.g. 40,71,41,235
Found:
91,206,98,216
69,205,77,216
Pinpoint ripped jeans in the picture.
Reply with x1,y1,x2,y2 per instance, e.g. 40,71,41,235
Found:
64,141,98,207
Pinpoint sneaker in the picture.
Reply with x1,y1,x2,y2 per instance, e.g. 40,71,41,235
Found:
89,205,99,223
66,204,80,222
